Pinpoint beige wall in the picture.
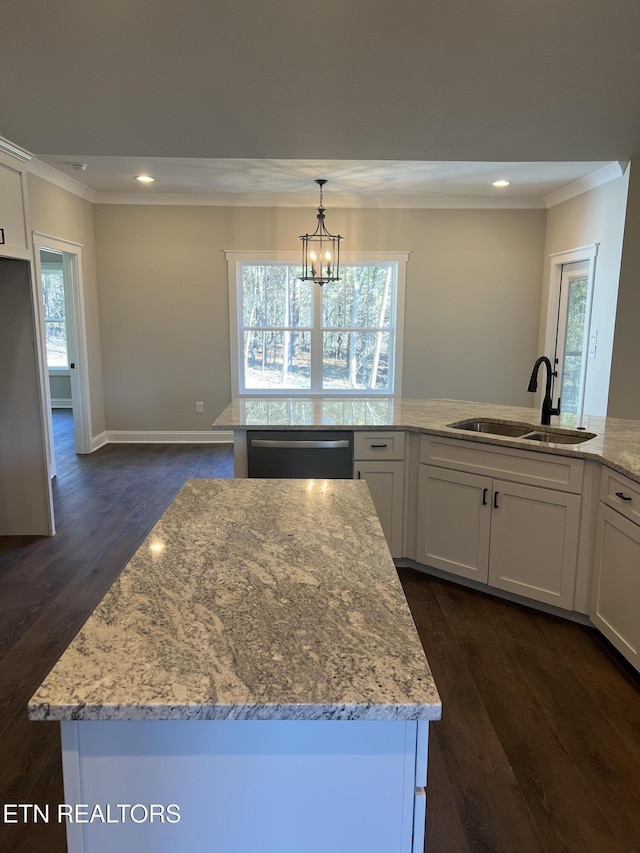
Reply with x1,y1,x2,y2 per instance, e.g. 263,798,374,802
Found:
538,172,629,417
609,161,640,419
27,174,106,435
94,204,546,430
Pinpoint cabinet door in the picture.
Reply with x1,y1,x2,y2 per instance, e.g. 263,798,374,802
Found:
355,460,404,557
592,504,640,668
0,155,29,258
488,480,581,609
417,465,491,583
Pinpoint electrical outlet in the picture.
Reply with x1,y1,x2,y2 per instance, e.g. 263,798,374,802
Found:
195,401,204,414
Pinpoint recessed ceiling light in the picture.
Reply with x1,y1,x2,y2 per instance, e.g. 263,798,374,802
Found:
492,179,511,188
136,175,155,183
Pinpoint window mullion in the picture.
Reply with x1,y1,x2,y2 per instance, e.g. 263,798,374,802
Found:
311,283,324,391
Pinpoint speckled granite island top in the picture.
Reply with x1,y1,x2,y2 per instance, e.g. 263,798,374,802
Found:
213,396,640,485
29,479,441,722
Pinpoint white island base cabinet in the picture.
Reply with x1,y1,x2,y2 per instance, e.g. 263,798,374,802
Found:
60,718,429,853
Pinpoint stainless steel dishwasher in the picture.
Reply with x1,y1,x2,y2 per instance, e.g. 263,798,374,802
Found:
247,430,354,478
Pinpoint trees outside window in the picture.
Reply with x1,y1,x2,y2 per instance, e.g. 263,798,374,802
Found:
228,253,406,396
41,265,68,369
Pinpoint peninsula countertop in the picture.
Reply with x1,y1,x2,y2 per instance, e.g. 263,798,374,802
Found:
29,478,441,722
212,397,640,485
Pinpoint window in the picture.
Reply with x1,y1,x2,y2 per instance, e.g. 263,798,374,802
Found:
556,261,589,414
544,245,597,418
41,260,68,369
227,252,407,396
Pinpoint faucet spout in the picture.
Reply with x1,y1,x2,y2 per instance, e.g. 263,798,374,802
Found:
527,356,561,425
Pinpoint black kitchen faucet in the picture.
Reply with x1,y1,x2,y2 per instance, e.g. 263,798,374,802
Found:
527,356,561,425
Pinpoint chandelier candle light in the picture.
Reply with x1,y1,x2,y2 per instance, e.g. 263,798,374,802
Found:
299,179,343,286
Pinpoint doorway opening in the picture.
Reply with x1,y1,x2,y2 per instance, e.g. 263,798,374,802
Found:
33,234,92,477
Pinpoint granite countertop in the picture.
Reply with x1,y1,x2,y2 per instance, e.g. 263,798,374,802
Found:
29,479,441,722
213,397,640,485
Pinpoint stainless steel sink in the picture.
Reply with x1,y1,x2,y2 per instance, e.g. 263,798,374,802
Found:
448,419,597,445
522,430,597,445
448,419,534,437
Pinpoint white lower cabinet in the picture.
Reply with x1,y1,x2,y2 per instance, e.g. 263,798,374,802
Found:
592,503,640,667
416,465,491,583
417,442,583,610
355,432,405,558
487,479,581,608
355,461,405,557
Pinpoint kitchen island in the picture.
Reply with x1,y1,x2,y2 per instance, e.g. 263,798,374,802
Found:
30,478,441,853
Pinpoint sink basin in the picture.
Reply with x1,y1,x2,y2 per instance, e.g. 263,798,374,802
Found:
448,419,533,437
448,419,597,445
522,430,597,445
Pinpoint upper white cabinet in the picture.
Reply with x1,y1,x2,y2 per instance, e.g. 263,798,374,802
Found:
417,437,583,610
0,137,32,260
355,432,405,558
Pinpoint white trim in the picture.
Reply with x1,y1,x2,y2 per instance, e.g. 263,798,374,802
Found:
33,234,93,459
60,722,84,853
225,250,411,262
0,135,32,163
543,244,599,421
24,251,57,529
27,158,98,203
91,431,109,452
93,192,547,209
226,252,408,398
51,398,72,408
105,430,233,444
543,163,624,208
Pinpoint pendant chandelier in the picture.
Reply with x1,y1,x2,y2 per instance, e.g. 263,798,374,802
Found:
299,179,343,286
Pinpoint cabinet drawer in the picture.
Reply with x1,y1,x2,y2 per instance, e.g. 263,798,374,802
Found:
354,431,405,460
600,467,640,526
420,436,583,494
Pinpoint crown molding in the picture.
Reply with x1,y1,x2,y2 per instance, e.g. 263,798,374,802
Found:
27,158,98,202
94,191,546,209
543,162,624,208
0,136,32,162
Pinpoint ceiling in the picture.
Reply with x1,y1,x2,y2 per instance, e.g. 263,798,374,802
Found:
29,157,617,206
2,1,639,202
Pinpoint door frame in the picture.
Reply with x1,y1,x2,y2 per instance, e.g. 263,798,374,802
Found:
33,233,92,473
543,244,598,419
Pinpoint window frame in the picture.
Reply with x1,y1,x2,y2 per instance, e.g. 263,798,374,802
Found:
544,244,598,420
226,251,408,398
41,260,70,373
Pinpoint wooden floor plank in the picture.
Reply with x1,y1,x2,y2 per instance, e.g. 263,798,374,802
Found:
451,782,549,853
509,640,640,851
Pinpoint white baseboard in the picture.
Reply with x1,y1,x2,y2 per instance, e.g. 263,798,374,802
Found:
105,430,234,444
91,431,109,452
51,399,73,408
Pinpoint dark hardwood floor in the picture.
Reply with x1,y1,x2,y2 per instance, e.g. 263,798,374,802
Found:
1,409,639,852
